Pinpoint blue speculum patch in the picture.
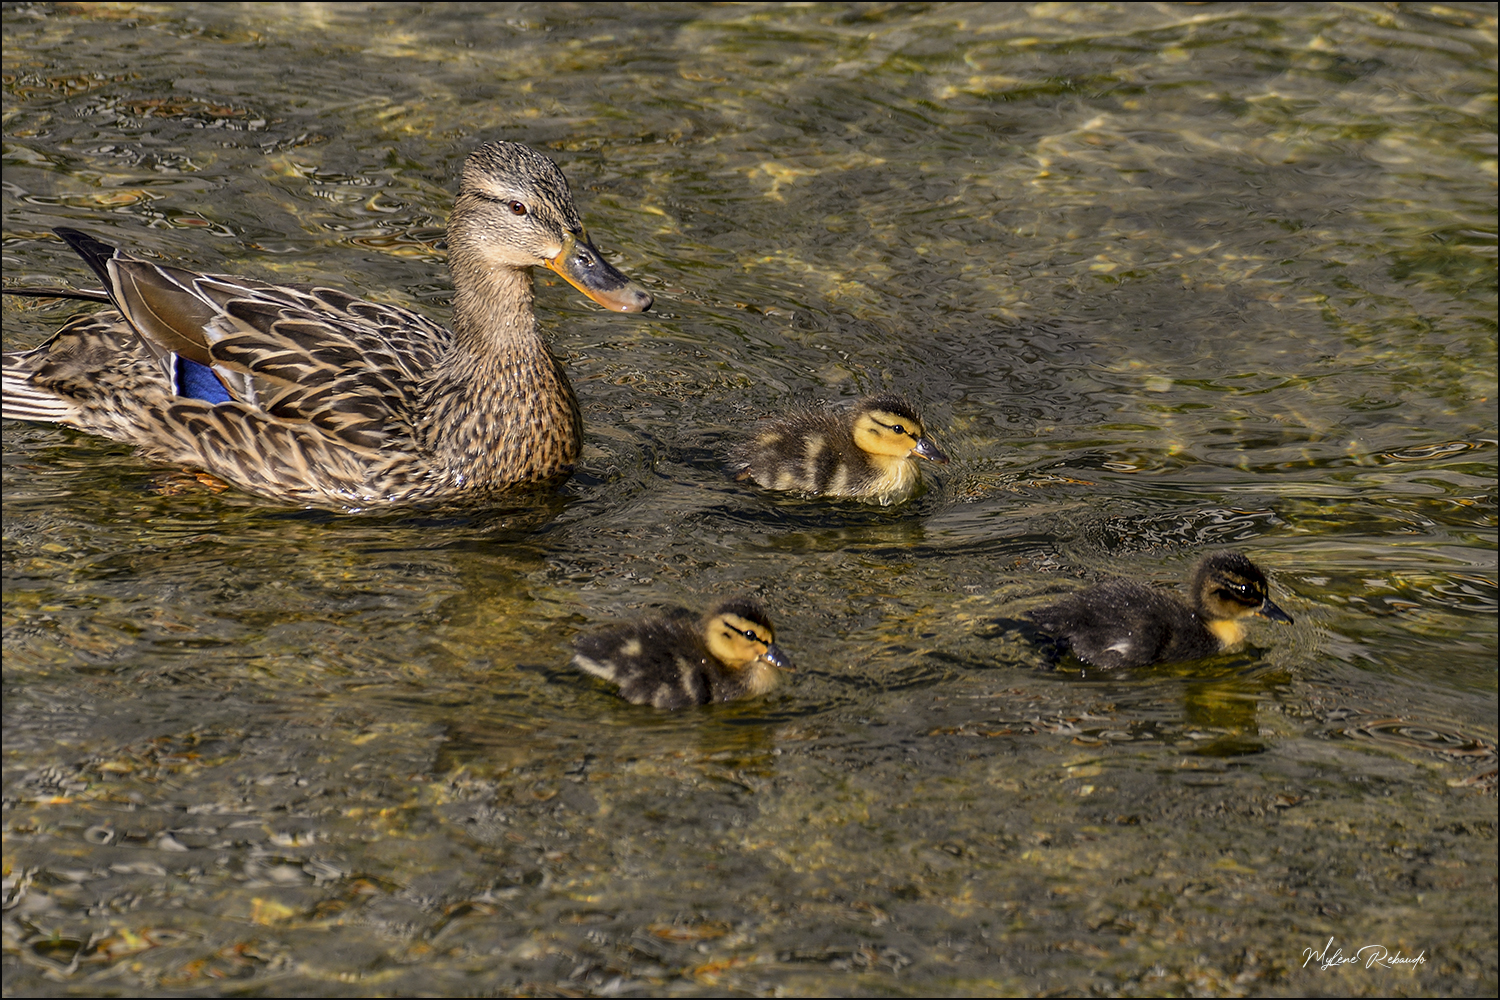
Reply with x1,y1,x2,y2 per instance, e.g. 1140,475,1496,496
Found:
177,356,232,404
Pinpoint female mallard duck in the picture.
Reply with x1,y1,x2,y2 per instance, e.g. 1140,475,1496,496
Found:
1,141,651,507
733,393,948,505
572,597,793,709
1027,551,1294,669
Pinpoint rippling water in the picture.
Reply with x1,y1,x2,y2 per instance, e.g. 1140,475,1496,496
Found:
4,3,1495,996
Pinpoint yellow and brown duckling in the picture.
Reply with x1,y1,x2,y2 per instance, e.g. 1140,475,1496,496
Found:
2,141,651,508
572,597,793,709
733,393,948,505
1027,551,1294,669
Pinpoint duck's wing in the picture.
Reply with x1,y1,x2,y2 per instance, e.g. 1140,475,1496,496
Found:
12,230,449,433
56,226,447,422
4,229,457,503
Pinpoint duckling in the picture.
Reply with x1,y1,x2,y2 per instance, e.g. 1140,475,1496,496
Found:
572,597,793,709
1026,551,1294,669
733,393,948,505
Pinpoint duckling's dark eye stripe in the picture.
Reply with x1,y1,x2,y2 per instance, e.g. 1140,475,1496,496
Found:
1218,584,1257,603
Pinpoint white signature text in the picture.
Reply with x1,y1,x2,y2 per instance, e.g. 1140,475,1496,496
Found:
1302,937,1427,971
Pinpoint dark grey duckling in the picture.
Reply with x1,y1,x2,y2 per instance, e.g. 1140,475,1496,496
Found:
1027,552,1294,669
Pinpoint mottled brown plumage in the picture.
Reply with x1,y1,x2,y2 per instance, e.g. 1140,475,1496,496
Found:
2,141,651,508
572,598,794,709
1027,552,1295,669
732,393,948,505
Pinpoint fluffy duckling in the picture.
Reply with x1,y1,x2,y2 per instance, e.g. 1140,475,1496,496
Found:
733,393,948,505
1027,552,1294,669
572,597,793,709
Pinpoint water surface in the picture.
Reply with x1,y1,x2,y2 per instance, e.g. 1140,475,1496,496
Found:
3,3,1496,996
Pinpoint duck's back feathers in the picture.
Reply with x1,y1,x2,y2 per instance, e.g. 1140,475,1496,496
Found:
4,259,452,502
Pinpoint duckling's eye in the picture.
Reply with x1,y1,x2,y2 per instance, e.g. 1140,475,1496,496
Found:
738,627,767,645
879,420,916,438
507,200,528,216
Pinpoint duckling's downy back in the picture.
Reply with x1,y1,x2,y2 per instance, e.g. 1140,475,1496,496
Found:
572,598,792,709
733,393,947,505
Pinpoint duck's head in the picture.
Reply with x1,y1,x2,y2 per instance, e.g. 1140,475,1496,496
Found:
850,394,949,464
702,598,794,673
449,141,651,313
1191,552,1294,625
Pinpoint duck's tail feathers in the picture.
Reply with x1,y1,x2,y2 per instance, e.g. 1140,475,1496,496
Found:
54,228,124,293
2,286,112,303
2,366,78,424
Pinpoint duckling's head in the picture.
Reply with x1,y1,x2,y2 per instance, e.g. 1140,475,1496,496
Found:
450,141,651,313
701,598,795,674
849,394,950,464
1190,552,1295,626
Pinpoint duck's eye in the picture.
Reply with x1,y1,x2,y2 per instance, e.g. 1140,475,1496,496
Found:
507,200,528,216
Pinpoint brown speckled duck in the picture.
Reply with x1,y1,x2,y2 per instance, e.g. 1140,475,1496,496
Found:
572,597,793,709
733,393,948,505
1027,551,1294,669
1,141,651,508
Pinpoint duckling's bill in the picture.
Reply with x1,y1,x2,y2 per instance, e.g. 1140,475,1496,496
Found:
547,230,652,313
912,436,949,464
759,642,795,671
1256,598,1294,625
